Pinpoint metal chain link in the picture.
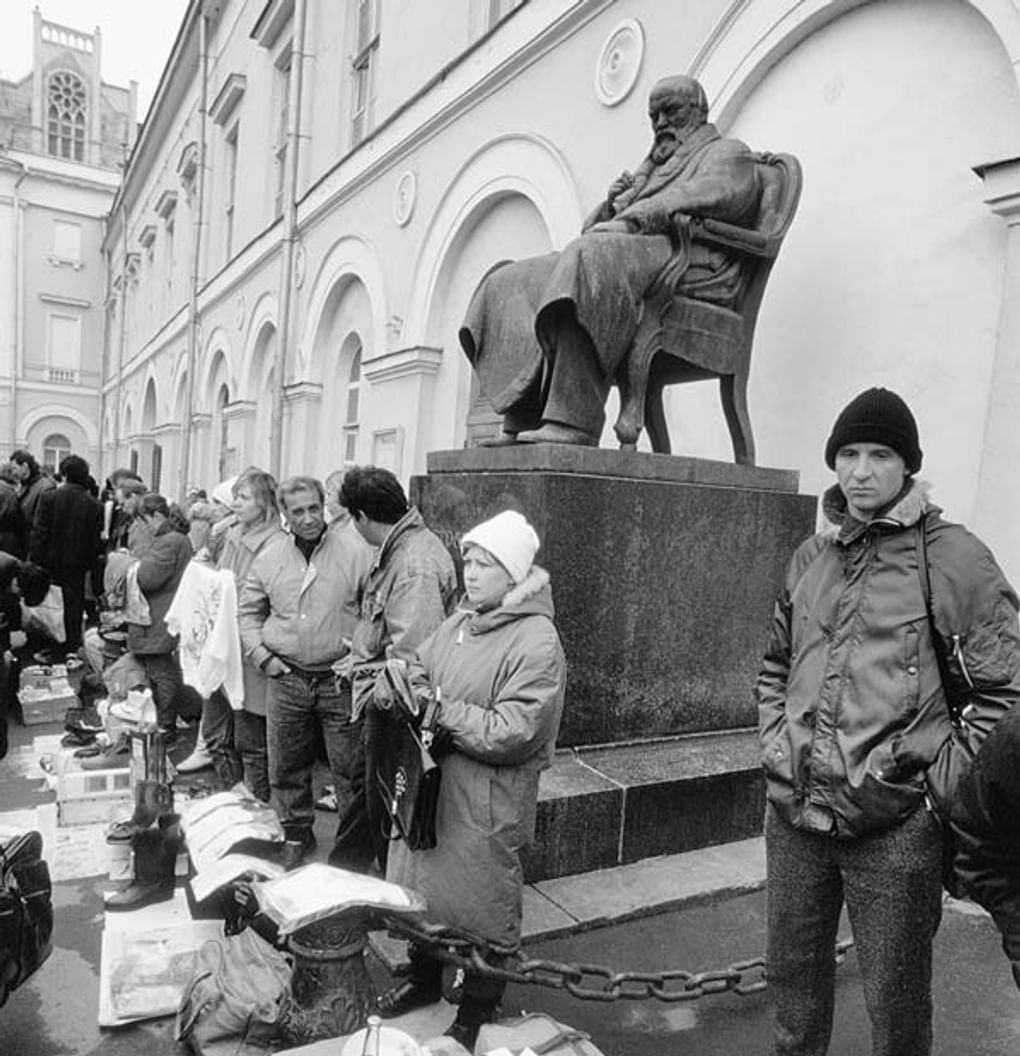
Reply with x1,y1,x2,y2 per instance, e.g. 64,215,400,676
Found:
382,914,855,1003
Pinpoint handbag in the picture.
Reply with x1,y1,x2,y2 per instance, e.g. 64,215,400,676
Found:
0,830,54,1008
175,927,292,1054
372,662,442,851
915,516,983,895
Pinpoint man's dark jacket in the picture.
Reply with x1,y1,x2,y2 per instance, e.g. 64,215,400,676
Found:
31,482,103,581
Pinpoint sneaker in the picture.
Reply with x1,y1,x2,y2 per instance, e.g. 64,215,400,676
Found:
175,748,213,773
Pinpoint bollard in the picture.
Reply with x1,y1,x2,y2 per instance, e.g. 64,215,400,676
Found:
277,909,375,1045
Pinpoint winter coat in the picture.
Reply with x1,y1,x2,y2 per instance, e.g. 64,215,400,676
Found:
217,518,285,716
352,508,459,664
757,481,1020,839
127,520,193,655
952,705,1020,969
0,483,24,558
20,473,55,557
386,567,565,945
238,521,372,671
31,482,103,579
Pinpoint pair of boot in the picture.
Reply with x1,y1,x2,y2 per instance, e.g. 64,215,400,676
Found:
104,816,180,911
106,780,174,843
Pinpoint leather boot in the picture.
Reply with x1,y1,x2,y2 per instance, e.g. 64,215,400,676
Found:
104,828,176,911
106,781,174,844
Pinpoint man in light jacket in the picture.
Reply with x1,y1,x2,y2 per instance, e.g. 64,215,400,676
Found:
330,466,458,872
757,387,1020,1056
238,476,372,862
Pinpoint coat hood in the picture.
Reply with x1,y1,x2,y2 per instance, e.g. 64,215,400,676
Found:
821,479,936,540
463,566,554,633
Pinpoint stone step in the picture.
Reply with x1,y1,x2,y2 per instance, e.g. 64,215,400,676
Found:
523,726,764,883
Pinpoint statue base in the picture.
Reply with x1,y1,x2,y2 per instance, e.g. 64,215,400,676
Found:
412,446,816,878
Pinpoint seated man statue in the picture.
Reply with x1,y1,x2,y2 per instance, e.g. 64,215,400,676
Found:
459,74,761,446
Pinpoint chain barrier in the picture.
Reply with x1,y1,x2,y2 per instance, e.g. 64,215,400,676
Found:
382,915,855,1003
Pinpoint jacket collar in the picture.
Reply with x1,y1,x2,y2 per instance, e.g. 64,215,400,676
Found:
237,518,281,552
372,507,424,572
821,479,934,543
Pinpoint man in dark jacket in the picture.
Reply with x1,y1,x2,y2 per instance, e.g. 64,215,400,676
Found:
11,451,55,558
757,388,1020,1056
31,454,103,655
952,707,1020,990
331,466,458,872
127,494,192,738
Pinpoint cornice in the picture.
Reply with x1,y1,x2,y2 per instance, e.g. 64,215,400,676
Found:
362,346,443,383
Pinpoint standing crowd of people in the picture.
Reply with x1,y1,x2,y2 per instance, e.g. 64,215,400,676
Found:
4,384,1020,1053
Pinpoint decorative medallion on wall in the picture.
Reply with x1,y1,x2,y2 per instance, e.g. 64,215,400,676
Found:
595,18,645,107
235,294,245,330
294,242,307,288
393,170,417,227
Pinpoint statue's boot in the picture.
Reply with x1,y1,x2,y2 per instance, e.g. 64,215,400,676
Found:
517,422,597,446
478,432,520,447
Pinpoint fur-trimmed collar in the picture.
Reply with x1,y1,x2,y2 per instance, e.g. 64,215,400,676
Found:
502,565,549,607
820,479,934,540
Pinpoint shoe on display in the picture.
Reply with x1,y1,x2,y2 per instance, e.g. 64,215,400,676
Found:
110,688,157,725
80,734,131,770
314,785,338,812
175,749,213,773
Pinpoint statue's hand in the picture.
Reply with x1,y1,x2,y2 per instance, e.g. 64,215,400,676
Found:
587,219,637,235
607,170,635,205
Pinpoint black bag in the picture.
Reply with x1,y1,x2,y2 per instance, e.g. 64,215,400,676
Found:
0,830,54,1007
374,714,441,852
916,518,983,896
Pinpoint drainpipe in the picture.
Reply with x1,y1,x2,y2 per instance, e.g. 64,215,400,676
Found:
268,0,308,478
112,195,128,473
179,9,210,500
11,160,28,451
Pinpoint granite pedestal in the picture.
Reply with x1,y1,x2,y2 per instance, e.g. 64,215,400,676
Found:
411,447,817,879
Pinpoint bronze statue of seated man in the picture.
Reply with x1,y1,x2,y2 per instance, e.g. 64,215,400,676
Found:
459,74,761,447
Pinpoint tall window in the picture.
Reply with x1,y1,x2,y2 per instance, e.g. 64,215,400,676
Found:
47,313,81,382
273,50,292,217
343,345,362,464
42,434,72,474
351,0,379,146
224,124,239,259
47,71,87,161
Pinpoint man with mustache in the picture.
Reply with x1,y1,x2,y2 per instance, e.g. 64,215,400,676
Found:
459,74,760,447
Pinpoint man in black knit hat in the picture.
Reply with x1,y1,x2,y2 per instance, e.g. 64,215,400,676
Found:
757,387,1020,1055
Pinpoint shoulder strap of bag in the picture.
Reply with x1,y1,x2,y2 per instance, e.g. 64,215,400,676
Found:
915,514,967,726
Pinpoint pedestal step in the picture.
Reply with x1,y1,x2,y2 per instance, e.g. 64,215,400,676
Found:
524,727,763,883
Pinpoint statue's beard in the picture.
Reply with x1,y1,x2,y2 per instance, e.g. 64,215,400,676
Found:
650,130,679,164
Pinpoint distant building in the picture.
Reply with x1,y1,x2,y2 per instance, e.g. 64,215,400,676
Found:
102,0,1020,583
0,9,137,473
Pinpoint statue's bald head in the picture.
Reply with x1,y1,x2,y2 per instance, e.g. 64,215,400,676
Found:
649,76,709,122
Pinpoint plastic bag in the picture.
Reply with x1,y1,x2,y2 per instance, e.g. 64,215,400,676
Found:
175,928,291,1052
21,585,64,644
476,1013,606,1056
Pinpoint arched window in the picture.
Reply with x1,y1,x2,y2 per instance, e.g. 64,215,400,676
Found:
343,344,361,464
42,433,72,474
47,71,87,161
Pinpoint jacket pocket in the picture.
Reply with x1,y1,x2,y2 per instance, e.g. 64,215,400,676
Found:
844,743,926,837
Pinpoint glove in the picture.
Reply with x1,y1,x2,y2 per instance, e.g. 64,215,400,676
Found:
426,725,456,760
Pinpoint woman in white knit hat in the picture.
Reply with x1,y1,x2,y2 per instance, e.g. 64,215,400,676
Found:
376,508,566,1050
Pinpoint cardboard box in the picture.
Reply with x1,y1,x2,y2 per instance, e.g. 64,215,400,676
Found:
18,690,77,726
56,765,133,827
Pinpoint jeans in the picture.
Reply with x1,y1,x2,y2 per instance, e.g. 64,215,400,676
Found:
765,803,943,1056
235,709,269,803
330,704,390,873
266,669,360,849
202,688,242,789
138,652,184,731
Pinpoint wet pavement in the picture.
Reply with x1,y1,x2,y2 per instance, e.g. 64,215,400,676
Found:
1,717,1018,1055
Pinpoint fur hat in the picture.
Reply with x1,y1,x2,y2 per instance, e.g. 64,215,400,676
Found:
461,510,539,584
824,387,922,474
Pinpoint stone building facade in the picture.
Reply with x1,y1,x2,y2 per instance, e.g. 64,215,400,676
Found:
102,0,1020,583
0,10,136,472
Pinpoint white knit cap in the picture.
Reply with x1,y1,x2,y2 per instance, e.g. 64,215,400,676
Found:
461,510,539,584
211,476,238,508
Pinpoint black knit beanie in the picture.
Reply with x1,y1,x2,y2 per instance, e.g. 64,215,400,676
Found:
824,387,922,474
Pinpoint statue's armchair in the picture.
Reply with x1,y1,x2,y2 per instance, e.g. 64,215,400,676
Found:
613,152,802,464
